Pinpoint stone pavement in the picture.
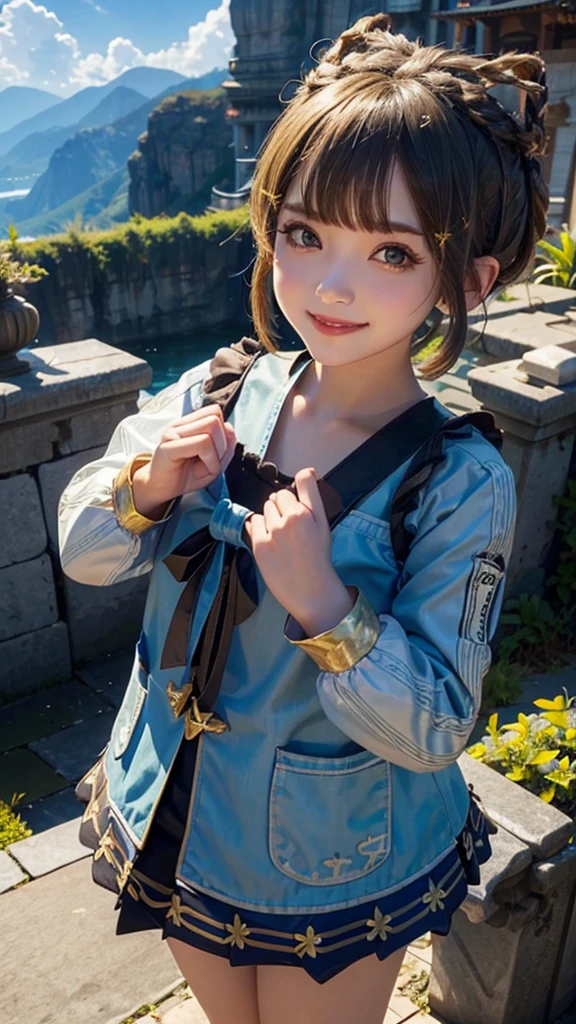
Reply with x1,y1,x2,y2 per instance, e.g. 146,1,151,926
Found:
1,648,575,1024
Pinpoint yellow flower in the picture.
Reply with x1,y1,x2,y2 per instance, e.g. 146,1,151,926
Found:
534,693,574,730
294,925,322,958
422,880,446,912
366,906,393,941
540,785,557,803
224,914,251,949
527,750,561,766
466,742,487,760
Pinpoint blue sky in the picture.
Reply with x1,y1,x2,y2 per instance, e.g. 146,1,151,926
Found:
0,0,234,96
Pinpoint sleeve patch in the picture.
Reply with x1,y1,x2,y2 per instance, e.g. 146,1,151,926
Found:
459,553,506,645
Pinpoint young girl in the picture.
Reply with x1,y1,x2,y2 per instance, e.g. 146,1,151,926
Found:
58,15,548,1024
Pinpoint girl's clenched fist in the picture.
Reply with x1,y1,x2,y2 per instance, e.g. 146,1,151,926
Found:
132,404,237,519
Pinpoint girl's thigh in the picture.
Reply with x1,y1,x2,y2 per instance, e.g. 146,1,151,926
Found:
165,936,259,1024
257,944,407,1024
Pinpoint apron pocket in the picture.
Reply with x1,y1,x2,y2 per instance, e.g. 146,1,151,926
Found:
111,656,148,759
269,746,391,886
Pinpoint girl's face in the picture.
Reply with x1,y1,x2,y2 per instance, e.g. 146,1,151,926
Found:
272,160,441,368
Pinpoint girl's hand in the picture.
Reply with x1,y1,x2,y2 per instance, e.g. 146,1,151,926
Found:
245,468,355,635
132,404,237,518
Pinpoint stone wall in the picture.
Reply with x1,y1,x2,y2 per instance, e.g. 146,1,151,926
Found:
0,340,152,705
26,216,253,348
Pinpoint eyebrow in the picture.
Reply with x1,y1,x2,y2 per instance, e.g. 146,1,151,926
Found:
281,202,424,237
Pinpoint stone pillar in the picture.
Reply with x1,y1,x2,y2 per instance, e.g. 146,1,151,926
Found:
428,754,576,1024
468,345,576,597
0,339,152,704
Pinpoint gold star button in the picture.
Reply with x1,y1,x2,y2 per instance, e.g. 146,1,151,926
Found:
184,696,229,740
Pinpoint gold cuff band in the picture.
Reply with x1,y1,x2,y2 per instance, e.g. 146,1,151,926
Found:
284,588,381,672
112,453,176,536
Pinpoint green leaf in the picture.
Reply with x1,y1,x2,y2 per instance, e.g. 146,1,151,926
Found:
537,239,573,271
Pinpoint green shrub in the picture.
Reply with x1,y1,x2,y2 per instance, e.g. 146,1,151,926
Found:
467,691,576,813
0,792,33,850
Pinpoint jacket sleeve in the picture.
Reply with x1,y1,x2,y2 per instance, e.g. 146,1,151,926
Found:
58,358,212,587
311,444,517,773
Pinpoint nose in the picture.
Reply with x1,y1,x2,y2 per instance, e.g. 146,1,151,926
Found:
315,271,355,305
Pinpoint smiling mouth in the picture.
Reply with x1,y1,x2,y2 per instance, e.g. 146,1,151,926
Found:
305,311,366,331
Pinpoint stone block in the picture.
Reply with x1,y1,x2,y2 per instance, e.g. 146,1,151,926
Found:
53,399,136,458
18,786,84,835
0,553,58,642
75,647,134,708
0,849,27,894
0,339,152,423
459,753,574,859
2,858,181,1024
8,816,90,878
63,572,149,664
29,709,116,783
461,822,532,924
0,746,69,805
37,445,106,548
0,419,56,474
0,679,110,753
429,877,576,1024
0,473,47,567
0,621,72,704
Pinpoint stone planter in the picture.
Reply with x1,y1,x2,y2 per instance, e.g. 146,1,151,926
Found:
0,291,40,377
429,754,576,1024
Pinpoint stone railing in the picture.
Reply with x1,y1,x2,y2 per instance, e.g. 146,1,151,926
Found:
430,754,576,1024
0,340,151,704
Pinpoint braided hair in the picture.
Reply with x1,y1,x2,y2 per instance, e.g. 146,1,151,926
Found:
249,13,549,379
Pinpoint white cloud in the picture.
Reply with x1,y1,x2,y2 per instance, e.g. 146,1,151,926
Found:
0,0,80,89
0,0,233,95
71,0,233,89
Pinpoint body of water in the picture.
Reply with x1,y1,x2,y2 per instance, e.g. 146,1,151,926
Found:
0,188,31,199
119,326,254,395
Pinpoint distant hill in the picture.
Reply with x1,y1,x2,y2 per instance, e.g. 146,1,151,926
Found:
0,87,60,134
0,67,187,157
6,80,228,226
0,86,146,183
7,125,137,221
10,166,130,237
106,67,188,98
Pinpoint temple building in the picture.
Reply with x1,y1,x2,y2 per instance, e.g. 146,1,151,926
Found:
212,0,576,229
431,0,576,227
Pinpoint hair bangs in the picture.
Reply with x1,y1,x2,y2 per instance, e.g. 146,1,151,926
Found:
295,86,401,235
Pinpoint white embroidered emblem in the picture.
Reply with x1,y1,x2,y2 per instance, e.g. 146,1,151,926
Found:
460,553,505,645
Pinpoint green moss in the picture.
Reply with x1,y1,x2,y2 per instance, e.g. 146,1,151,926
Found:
18,204,251,281
154,86,226,115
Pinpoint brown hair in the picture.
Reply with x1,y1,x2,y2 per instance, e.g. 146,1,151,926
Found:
248,13,549,379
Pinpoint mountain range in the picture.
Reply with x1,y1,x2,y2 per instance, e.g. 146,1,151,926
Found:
0,86,147,182
0,67,187,159
0,86,61,134
1,67,229,234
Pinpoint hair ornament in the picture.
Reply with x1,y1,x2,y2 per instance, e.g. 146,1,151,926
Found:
434,230,452,250
309,38,335,64
261,188,282,207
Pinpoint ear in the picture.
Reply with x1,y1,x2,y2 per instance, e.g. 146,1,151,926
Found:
436,255,500,316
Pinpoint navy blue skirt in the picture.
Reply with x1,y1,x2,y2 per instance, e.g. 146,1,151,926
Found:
110,734,494,985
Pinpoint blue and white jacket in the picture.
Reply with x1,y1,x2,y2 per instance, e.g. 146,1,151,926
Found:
58,347,516,914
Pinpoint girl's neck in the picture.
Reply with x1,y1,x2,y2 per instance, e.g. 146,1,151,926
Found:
295,344,428,424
